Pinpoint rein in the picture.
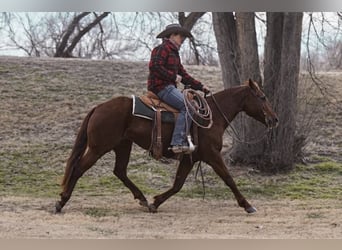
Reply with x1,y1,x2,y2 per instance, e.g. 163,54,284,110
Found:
210,92,272,145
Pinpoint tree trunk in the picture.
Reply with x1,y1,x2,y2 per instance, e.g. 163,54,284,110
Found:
212,12,241,88
212,12,303,173
229,12,265,165
262,12,303,172
235,13,262,84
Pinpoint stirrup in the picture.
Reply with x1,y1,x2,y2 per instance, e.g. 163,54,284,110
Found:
169,145,194,154
169,145,189,154
187,135,196,153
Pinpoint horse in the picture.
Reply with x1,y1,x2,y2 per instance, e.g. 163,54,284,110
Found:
55,79,278,214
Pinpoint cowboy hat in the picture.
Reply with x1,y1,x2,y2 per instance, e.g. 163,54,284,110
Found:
156,23,193,39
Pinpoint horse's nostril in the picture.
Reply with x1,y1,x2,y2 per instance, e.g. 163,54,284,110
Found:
275,117,279,123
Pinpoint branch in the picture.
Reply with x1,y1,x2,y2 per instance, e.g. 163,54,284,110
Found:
64,12,110,57
178,12,206,65
179,12,206,30
54,12,91,57
305,13,339,107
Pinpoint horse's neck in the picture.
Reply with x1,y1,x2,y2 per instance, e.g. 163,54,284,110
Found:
210,86,248,125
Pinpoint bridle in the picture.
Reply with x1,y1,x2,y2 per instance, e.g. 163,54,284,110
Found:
210,90,274,145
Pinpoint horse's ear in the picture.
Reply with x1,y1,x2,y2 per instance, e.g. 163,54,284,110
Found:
248,79,262,94
248,79,256,90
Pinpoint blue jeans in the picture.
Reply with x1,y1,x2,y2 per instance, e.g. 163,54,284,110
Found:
157,85,191,146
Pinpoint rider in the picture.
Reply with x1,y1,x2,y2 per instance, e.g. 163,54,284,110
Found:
147,23,210,154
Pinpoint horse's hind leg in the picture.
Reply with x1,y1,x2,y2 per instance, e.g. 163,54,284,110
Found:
56,149,101,212
113,140,149,208
149,155,193,213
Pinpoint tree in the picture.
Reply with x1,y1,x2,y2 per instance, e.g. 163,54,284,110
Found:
2,12,113,58
228,12,265,165
213,12,303,172
1,12,216,63
263,12,303,172
54,12,110,57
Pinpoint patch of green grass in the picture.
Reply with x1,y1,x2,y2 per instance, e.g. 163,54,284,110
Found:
86,226,116,235
306,212,325,219
1,143,341,202
0,144,173,198
0,144,70,197
310,155,333,163
312,161,342,174
84,207,120,218
0,166,60,197
179,161,342,201
75,175,131,196
181,184,231,199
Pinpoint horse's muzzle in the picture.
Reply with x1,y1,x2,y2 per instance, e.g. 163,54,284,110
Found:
266,116,279,129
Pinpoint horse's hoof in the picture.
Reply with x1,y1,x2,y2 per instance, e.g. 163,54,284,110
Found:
148,204,158,213
55,201,62,213
245,206,257,213
139,200,149,208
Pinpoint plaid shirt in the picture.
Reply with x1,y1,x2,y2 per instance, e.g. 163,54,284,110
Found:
147,39,203,94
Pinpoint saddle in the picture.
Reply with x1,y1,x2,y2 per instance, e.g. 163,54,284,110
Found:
132,91,198,160
140,91,179,114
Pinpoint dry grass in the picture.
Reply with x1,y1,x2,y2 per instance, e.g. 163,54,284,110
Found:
0,56,341,239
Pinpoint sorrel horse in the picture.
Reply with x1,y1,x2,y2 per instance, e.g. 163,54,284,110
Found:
55,79,278,214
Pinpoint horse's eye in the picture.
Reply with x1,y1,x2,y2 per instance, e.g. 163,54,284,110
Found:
260,95,266,101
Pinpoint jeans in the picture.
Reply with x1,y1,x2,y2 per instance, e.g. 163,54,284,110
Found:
157,85,191,146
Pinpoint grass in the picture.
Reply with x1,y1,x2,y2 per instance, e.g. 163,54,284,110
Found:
84,207,120,218
238,161,342,200
179,160,342,200
0,57,340,206
1,143,341,202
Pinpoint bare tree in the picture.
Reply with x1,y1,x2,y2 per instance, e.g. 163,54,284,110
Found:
4,13,46,56
1,12,215,62
54,12,110,57
306,12,342,71
213,12,303,172
2,12,113,58
263,12,303,172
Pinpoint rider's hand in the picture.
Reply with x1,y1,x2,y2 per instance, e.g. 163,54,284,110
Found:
202,85,210,94
176,74,182,84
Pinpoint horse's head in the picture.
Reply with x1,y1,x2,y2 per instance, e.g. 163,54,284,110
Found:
243,79,278,129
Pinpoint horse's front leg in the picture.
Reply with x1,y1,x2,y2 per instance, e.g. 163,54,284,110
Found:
149,155,193,213
205,151,257,213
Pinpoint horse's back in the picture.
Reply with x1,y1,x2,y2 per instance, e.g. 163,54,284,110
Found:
91,95,133,122
86,96,133,150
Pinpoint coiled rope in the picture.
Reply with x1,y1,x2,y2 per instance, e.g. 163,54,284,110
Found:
183,88,213,129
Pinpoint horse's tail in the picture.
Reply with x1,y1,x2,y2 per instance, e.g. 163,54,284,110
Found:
61,107,96,189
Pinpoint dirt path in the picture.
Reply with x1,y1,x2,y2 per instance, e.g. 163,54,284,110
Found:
0,195,341,239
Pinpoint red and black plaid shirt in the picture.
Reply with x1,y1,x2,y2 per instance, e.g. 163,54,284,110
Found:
147,39,203,94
